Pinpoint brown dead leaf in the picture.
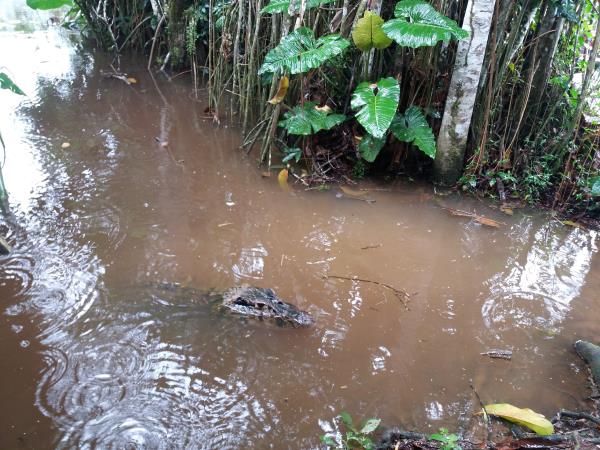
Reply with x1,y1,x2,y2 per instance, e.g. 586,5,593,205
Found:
475,216,503,228
500,206,514,215
127,77,137,84
340,186,368,198
267,76,289,105
261,171,271,178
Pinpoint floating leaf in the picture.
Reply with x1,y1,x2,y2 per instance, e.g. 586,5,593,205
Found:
279,102,346,135
358,134,386,162
351,77,400,139
260,0,335,14
340,186,368,198
258,27,350,75
127,77,137,84
483,404,554,436
26,0,72,10
352,11,392,51
390,107,436,158
268,75,289,104
0,72,25,95
61,142,71,149
382,0,469,48
278,168,290,191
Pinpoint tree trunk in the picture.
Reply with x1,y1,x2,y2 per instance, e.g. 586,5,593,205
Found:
433,0,496,185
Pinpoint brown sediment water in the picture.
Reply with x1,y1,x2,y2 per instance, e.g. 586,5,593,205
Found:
1,3,599,449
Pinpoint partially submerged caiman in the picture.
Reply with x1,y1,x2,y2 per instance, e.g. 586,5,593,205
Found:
149,283,314,327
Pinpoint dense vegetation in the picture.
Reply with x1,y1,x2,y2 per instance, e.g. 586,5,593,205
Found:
26,0,600,219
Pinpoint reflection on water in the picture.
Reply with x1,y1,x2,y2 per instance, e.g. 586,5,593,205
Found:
1,2,599,448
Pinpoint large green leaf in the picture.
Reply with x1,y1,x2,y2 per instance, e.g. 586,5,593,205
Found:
261,0,335,14
358,134,386,162
26,0,72,10
0,72,25,95
279,102,346,135
258,28,350,75
351,77,400,139
390,106,436,158
382,0,469,48
351,11,392,51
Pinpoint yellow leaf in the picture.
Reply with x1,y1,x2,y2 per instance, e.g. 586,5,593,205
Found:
268,76,289,105
278,168,290,191
127,77,137,84
483,404,554,435
351,10,392,52
315,105,332,113
562,220,583,229
500,206,514,215
340,186,368,198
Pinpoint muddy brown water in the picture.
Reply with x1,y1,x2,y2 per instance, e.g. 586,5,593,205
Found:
1,4,599,449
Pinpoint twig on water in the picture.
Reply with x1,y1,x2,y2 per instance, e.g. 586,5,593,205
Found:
321,273,411,308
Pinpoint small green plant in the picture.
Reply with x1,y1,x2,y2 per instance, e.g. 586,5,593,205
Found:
429,428,462,450
321,412,381,450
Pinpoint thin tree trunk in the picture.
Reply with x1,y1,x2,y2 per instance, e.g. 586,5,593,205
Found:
433,0,496,184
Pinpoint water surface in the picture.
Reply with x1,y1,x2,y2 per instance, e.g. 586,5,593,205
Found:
1,4,599,449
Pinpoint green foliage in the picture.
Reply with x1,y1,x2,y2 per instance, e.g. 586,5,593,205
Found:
282,146,302,163
390,107,436,158
352,160,366,180
590,176,600,197
382,0,468,48
260,0,335,14
351,77,400,139
429,428,462,450
258,27,350,75
0,72,25,96
352,11,392,51
358,134,386,162
26,0,72,10
322,412,381,450
278,102,346,135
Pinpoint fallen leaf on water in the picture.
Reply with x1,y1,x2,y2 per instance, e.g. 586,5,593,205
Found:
261,171,271,178
278,168,290,191
127,77,138,84
475,216,502,228
340,186,368,198
500,206,514,215
267,75,289,105
562,220,584,229
482,404,554,436
217,222,233,228
61,142,71,149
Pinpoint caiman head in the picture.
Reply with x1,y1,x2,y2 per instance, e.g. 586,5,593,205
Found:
221,285,314,327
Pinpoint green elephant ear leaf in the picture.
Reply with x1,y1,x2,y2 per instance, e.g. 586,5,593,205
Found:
382,0,469,48
278,102,346,135
390,106,436,158
358,134,386,162
351,77,400,139
258,27,350,75
352,10,392,51
26,0,72,9
0,72,25,95
261,0,335,14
